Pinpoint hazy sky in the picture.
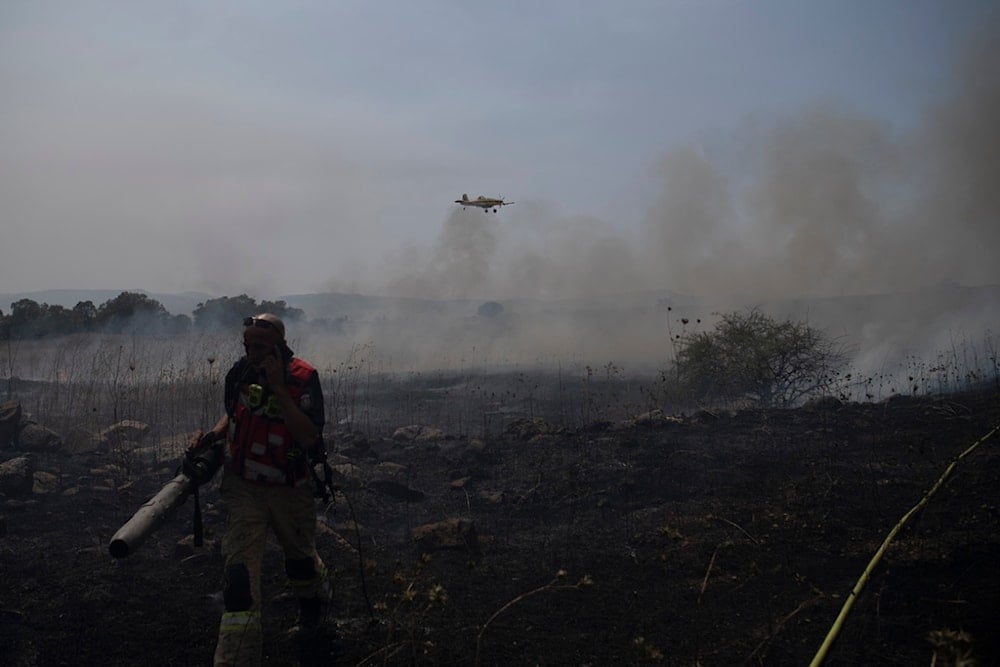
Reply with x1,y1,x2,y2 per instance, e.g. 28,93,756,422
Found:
2,1,997,301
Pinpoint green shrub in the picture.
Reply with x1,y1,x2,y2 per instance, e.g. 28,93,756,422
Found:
674,309,845,407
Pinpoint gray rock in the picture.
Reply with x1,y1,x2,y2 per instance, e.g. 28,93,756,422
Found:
0,455,35,497
32,471,61,494
0,400,22,449
391,425,445,442
411,518,480,558
100,420,150,445
63,426,105,454
17,422,62,452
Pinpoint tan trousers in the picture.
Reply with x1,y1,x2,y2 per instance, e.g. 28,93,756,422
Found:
213,468,326,667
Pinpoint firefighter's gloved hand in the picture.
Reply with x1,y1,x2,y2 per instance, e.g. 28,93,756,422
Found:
187,429,220,450
198,431,222,448
183,432,223,485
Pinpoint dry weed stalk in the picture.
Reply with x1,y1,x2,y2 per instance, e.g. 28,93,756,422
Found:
473,569,593,667
747,593,824,664
359,553,449,666
698,545,720,606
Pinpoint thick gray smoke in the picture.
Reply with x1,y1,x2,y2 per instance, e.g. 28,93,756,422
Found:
385,208,498,299
333,33,999,375
378,34,998,305
646,30,998,300
643,109,896,300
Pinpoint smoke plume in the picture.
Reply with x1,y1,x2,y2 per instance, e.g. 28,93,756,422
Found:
337,32,1000,374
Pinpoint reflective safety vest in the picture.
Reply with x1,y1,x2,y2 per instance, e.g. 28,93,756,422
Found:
227,358,317,485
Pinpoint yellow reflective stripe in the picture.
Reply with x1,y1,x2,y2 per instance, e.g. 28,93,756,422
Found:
219,610,260,633
288,565,330,595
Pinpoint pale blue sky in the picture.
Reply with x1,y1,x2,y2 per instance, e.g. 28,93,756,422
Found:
2,1,997,300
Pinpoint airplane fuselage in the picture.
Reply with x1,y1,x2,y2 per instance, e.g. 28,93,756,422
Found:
454,194,513,211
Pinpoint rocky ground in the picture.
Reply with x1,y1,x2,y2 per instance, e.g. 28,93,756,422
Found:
2,384,999,666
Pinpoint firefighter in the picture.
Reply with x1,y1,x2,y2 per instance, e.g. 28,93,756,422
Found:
191,313,329,666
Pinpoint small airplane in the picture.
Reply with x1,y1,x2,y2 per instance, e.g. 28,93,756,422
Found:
454,193,515,213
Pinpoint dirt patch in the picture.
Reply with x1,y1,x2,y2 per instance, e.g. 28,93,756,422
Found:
2,386,999,666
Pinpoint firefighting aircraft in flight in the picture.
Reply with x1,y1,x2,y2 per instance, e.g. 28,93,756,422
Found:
454,193,515,213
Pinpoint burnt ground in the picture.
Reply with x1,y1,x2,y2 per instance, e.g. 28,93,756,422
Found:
2,386,1000,666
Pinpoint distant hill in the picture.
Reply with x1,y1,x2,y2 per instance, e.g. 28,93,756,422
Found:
281,292,481,321
280,288,702,321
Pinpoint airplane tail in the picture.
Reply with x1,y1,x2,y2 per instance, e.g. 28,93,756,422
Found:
462,193,469,202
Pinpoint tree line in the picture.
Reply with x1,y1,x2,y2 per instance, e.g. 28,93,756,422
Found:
4,291,847,408
0,292,304,340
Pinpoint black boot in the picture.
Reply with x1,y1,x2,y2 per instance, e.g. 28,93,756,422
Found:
289,581,331,642
294,597,325,640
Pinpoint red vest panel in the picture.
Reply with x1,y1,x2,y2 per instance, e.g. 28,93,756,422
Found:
227,358,316,485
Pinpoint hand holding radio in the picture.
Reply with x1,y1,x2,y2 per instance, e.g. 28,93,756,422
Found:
258,346,286,389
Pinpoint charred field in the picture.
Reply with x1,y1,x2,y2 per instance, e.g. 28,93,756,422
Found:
2,370,999,666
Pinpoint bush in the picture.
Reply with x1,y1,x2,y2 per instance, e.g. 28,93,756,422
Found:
673,309,845,407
